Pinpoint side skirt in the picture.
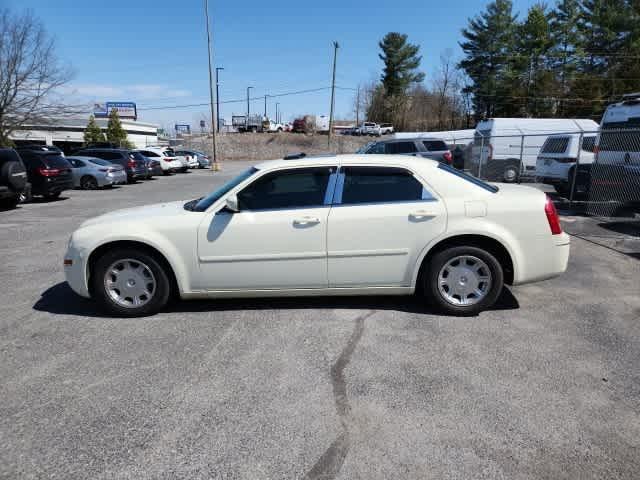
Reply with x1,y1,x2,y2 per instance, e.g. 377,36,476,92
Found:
181,286,415,300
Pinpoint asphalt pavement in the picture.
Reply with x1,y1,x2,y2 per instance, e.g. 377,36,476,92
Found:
1,165,639,479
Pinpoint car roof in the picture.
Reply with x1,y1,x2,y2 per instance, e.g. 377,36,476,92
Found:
67,155,104,161
80,148,128,152
253,154,442,171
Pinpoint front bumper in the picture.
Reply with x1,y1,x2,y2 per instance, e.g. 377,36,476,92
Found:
64,241,90,298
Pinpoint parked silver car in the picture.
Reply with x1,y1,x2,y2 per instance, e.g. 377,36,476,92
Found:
67,156,127,189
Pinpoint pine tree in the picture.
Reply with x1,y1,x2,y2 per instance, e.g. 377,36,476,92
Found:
515,3,554,116
83,114,105,145
549,0,584,116
459,0,518,119
105,108,132,148
379,32,425,97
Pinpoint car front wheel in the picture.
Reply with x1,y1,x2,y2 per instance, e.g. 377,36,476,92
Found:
91,248,171,317
424,246,504,316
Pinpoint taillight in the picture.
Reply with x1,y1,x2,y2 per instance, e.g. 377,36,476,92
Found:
545,196,562,235
127,159,136,168
98,168,108,172
443,151,452,164
38,167,60,176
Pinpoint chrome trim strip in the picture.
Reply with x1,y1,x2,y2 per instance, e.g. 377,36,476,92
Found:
328,248,409,258
199,251,326,263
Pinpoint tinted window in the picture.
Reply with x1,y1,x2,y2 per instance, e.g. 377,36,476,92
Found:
423,140,448,151
581,136,596,152
42,155,71,169
130,151,146,162
237,167,332,211
194,167,258,212
70,159,86,167
139,150,160,157
385,142,417,154
542,137,570,154
340,167,425,205
87,158,111,166
366,142,385,154
598,131,640,152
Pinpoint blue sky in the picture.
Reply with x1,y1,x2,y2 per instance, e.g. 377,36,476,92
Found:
10,0,540,130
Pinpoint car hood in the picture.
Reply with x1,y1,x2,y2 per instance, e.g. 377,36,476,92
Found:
81,200,189,228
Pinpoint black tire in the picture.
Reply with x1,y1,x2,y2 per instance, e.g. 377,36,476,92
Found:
81,175,98,190
91,248,171,317
19,184,32,204
44,191,61,199
423,246,504,316
0,196,19,209
503,164,519,183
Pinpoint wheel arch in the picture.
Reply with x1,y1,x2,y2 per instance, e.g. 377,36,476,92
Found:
414,233,515,292
86,240,181,298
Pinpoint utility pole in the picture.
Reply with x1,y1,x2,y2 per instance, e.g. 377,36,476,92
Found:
355,85,360,125
204,0,218,170
246,86,253,118
264,94,268,118
328,41,339,148
215,67,224,133
275,102,280,124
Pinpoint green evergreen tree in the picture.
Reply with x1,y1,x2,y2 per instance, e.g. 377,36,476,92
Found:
549,0,584,116
379,32,425,97
515,3,555,116
105,108,132,148
83,114,106,145
459,0,518,119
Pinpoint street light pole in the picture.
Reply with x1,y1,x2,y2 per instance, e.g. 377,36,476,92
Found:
215,67,224,133
204,0,218,171
328,41,339,148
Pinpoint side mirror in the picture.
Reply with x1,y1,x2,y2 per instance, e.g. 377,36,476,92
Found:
225,194,239,213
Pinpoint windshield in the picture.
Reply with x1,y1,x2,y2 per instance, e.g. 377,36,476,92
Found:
192,167,258,212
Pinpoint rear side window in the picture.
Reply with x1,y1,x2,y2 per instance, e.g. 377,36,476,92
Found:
581,136,596,152
140,150,160,157
423,140,447,151
437,163,499,193
598,131,640,152
237,167,332,211
130,151,146,161
385,142,417,154
88,158,111,166
366,143,385,154
542,137,570,154
339,167,428,205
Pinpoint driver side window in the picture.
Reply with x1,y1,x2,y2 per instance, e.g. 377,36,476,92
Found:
237,167,333,211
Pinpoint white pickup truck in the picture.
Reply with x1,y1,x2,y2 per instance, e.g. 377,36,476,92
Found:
356,122,381,136
263,120,284,132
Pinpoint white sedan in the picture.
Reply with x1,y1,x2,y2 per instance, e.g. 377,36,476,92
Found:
64,155,570,317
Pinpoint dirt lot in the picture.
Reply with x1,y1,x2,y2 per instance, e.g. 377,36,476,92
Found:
1,166,639,479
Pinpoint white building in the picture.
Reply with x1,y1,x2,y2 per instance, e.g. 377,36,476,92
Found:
10,117,160,152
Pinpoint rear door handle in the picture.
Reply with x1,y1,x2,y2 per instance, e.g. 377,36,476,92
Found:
409,210,436,220
293,216,320,226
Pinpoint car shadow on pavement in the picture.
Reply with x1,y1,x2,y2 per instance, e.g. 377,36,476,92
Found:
34,282,520,318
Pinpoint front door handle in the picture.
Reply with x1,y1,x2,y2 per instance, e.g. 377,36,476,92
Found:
409,210,436,220
293,216,320,226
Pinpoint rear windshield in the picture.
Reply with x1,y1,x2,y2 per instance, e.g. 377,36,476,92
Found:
87,158,111,166
423,140,448,151
437,162,499,193
164,149,175,157
42,155,71,169
581,136,596,152
130,151,146,161
598,131,640,152
542,137,570,154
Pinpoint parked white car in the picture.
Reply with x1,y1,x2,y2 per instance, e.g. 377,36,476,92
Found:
536,134,596,194
471,118,599,182
264,120,284,132
379,123,394,135
135,147,184,174
173,150,200,168
356,122,382,136
64,154,570,317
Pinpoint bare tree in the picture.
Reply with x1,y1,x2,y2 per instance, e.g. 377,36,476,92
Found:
0,8,74,146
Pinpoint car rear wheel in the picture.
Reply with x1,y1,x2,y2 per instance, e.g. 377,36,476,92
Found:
503,165,519,183
91,248,171,317
81,175,98,190
424,246,504,316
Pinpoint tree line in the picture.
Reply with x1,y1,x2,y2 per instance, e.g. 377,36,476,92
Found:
363,0,640,131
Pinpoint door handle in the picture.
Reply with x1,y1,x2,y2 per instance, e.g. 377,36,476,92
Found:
409,210,436,220
293,216,320,226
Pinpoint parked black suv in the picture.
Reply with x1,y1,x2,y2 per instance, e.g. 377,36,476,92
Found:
0,148,28,209
15,146,73,199
74,148,147,182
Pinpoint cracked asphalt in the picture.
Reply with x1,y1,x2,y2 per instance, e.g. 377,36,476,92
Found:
1,164,639,479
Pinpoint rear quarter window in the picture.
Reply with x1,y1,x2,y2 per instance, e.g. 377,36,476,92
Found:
423,140,448,151
437,163,499,193
541,137,570,154
42,155,71,169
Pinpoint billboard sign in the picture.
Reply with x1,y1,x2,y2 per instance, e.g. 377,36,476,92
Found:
175,124,191,134
94,102,137,120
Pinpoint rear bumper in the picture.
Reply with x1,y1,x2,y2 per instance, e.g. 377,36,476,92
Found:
100,171,127,186
513,232,570,285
